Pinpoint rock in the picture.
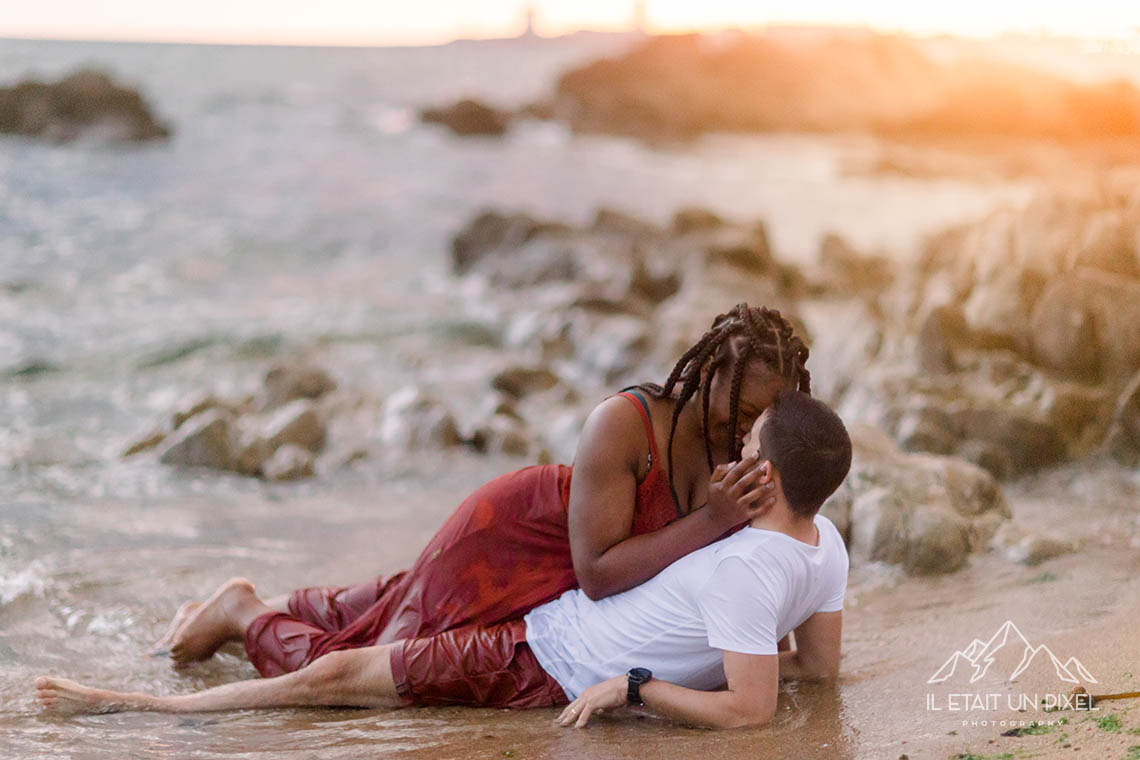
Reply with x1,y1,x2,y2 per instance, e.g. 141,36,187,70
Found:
991,523,1076,566
1037,381,1109,446
847,486,908,565
1068,210,1140,279
121,428,166,457
1028,277,1101,381
450,211,571,275
173,394,245,429
818,233,893,293
591,207,658,239
234,433,273,477
261,364,336,411
915,304,970,373
261,444,315,481
1108,369,1140,465
904,506,971,575
157,410,235,470
379,386,462,449
262,399,327,453
0,68,170,142
483,238,581,288
956,440,1013,482
490,365,560,399
836,425,1009,575
470,413,534,457
672,207,726,235
704,226,774,274
419,98,508,136
1030,269,1140,385
627,247,682,304
552,32,1140,143
961,269,1043,351
894,407,956,455
1005,535,1075,566
950,405,1066,476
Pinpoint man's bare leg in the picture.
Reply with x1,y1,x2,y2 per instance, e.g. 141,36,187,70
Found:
36,643,402,714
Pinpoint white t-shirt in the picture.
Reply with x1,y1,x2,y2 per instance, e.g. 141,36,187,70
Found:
523,513,848,699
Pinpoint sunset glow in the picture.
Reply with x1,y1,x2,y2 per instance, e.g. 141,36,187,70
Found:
3,0,1140,46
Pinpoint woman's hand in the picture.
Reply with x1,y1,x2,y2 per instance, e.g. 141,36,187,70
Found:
703,453,777,530
556,675,628,728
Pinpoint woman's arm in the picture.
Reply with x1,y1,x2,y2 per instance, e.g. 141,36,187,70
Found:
567,396,771,600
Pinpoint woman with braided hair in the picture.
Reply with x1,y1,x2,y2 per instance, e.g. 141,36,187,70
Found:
147,302,812,705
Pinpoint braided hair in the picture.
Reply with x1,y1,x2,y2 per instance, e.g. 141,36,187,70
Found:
626,303,810,517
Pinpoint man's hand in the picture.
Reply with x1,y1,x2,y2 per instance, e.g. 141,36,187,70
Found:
555,675,627,728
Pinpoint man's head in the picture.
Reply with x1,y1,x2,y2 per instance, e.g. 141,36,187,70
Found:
740,391,852,519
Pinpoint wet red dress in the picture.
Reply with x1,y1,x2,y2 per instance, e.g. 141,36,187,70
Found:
244,388,680,677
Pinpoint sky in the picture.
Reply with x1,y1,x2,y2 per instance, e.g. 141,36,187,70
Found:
3,0,1139,46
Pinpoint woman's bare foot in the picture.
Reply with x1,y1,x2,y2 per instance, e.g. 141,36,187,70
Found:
149,600,201,657
35,676,143,714
169,577,265,665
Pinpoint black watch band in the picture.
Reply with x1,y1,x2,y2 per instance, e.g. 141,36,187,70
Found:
627,667,652,705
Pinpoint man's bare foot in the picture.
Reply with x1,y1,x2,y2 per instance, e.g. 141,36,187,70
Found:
169,577,262,665
149,600,201,657
35,676,140,714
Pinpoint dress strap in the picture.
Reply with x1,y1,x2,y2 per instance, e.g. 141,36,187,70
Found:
612,388,662,477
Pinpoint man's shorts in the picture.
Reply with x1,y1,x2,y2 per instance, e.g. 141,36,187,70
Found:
388,618,570,709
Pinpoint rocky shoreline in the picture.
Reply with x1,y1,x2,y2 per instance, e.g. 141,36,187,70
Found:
122,174,1140,577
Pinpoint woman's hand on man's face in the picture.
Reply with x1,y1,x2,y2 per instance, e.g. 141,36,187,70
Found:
703,452,777,529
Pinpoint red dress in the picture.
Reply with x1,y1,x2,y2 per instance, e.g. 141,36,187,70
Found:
244,388,680,676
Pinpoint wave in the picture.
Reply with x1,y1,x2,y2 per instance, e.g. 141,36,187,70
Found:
0,562,47,606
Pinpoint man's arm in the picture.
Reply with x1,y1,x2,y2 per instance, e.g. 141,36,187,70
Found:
777,610,842,680
556,651,779,730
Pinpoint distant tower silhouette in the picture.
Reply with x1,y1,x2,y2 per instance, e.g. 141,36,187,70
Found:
523,4,538,37
632,0,649,34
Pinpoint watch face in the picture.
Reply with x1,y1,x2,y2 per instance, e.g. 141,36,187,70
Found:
629,667,652,683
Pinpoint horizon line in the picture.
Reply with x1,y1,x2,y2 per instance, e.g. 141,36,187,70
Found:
3,22,1138,51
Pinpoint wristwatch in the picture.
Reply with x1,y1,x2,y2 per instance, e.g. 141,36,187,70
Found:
627,667,652,705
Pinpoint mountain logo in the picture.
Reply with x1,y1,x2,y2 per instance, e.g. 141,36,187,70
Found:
928,620,1098,685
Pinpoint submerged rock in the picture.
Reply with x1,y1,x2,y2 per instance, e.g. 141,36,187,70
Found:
0,68,170,143
490,365,560,399
262,444,315,482
260,364,337,411
469,413,535,457
420,99,508,136
122,428,167,457
262,399,327,453
172,394,247,430
157,410,235,470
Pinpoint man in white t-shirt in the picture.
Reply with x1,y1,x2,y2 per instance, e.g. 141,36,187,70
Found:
35,391,852,731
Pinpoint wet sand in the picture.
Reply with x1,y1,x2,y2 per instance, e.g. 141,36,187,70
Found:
4,451,1139,759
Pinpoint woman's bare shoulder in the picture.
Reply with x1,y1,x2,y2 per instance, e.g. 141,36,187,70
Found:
574,394,647,473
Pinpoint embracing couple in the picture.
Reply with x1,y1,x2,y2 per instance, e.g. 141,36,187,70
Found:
36,303,853,731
